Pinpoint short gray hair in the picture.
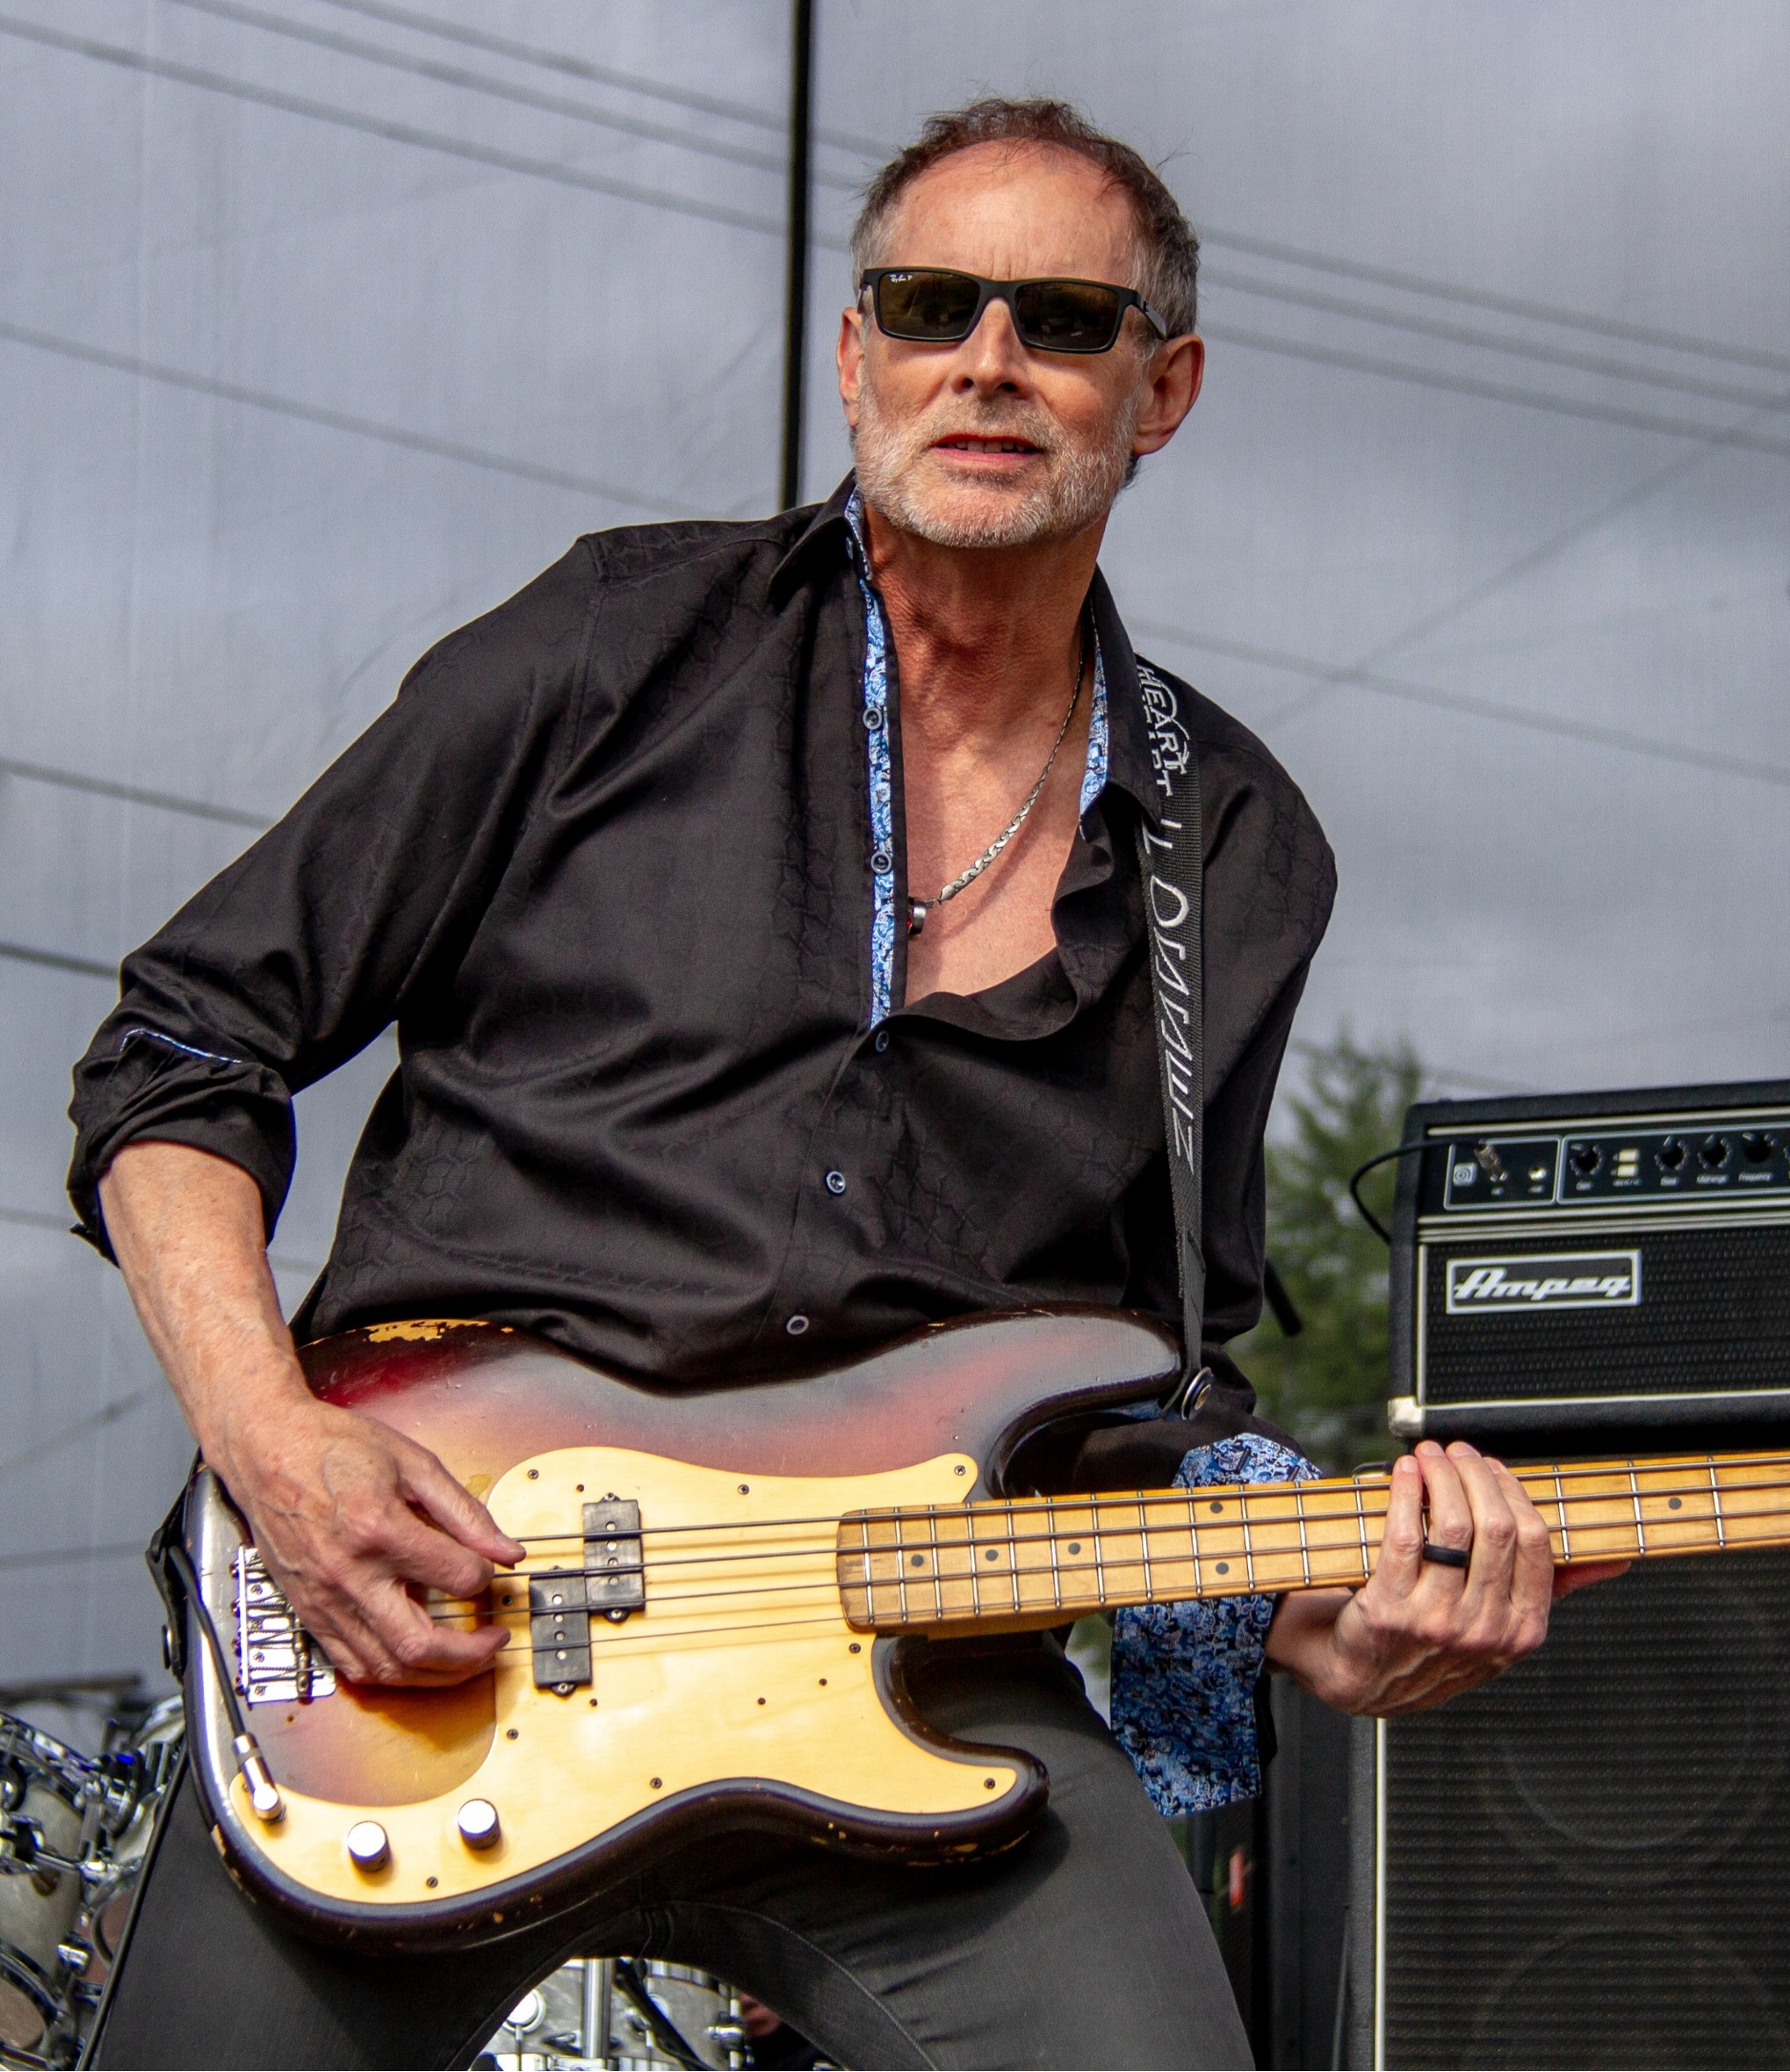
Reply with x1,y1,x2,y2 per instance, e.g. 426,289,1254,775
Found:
850,97,1199,339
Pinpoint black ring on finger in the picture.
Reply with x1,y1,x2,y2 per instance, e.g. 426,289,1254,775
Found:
1420,1541,1471,1570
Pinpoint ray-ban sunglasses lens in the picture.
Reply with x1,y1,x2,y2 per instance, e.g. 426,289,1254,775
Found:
869,270,1131,353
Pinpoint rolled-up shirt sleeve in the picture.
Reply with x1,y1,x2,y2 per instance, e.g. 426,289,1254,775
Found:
67,542,598,1253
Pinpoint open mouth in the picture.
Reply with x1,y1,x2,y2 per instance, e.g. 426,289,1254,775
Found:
932,433,1043,457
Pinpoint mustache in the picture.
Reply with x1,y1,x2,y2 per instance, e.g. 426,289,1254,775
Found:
904,401,1059,454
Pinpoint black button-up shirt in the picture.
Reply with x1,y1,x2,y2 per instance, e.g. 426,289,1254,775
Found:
69,478,1334,1388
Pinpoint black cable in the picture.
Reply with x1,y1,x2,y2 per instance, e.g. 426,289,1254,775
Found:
611,1959,707,2071
0,317,697,522
0,14,785,242
160,1538,249,1743
1200,321,1790,463
1199,225,1790,379
0,940,114,981
1261,1256,1303,1338
160,0,802,183
1203,267,1789,414
1127,618,1790,790
1346,1142,1429,1245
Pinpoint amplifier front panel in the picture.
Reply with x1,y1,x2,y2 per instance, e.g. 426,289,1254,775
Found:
1418,1221,1790,1408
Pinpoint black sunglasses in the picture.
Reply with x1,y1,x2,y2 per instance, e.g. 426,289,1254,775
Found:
859,268,1168,355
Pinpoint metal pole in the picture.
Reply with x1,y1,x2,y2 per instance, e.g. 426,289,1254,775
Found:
779,0,814,510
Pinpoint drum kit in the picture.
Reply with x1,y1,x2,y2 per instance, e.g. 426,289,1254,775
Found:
0,1698,823,2071
0,1696,181,2068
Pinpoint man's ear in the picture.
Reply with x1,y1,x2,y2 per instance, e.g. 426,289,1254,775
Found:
1132,334,1204,458
837,303,867,431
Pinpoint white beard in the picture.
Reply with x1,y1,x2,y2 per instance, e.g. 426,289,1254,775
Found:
851,377,1141,549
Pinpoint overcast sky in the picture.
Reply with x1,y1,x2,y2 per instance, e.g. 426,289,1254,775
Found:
2,1,1785,1692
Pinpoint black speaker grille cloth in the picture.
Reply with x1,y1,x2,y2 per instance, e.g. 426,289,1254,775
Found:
1422,1224,1790,1403
1381,1550,1790,2068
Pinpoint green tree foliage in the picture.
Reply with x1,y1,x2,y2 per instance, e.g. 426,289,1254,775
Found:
1231,1030,1424,1471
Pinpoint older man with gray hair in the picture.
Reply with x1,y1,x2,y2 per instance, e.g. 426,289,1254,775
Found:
76,97,1591,2069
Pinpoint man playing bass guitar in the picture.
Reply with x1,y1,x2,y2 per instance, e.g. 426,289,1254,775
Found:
69,97,1611,2070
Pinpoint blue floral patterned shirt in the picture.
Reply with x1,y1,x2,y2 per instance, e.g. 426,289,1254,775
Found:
844,498,1311,1809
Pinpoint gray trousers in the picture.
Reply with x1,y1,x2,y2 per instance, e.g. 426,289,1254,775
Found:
93,1637,1252,2070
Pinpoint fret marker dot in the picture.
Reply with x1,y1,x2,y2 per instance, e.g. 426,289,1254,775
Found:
911,1554,926,1567
1209,1501,1223,1513
1067,1542,1081,1556
1216,1561,1231,1575
1669,1497,1682,1510
985,1549,1000,1562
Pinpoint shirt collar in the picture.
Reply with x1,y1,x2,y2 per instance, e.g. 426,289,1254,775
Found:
769,473,859,601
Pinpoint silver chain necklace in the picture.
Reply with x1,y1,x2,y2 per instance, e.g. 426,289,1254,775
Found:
907,624,1089,938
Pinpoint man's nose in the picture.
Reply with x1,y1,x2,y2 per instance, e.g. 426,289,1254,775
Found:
949,299,1034,394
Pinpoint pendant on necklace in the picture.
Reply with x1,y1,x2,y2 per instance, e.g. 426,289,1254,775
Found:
907,900,928,937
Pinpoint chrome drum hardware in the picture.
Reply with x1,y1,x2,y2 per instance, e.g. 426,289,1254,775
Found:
0,1700,182,2068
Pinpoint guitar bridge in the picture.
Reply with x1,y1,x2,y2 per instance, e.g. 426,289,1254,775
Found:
234,1547,336,1705
531,1498,644,1693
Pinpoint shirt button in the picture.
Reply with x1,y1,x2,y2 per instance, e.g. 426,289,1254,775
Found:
863,704,885,732
785,1314,810,1336
870,848,892,874
874,1029,891,1053
824,1170,847,1195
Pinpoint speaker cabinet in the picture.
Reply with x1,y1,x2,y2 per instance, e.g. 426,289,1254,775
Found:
1348,1549,1790,2068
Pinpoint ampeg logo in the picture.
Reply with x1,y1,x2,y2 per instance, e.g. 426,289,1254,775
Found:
1445,1252,1641,1315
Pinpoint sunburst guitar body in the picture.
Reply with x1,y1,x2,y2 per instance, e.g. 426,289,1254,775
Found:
176,1308,1790,1948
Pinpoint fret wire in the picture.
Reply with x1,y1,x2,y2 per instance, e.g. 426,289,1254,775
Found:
844,1463,1790,1577
1553,1467,1570,1561
929,1505,943,1622
895,1508,910,1626
834,1453,1790,1548
1356,1476,1371,1581
968,1505,983,1621
1296,1482,1311,1587
1240,1490,1256,1592
1709,1458,1726,1548
1138,1496,1153,1602
1048,1498,1063,1614
1091,1500,1106,1607
1628,1466,1646,1557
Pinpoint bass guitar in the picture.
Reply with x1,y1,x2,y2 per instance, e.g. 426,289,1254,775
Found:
170,1308,1790,1948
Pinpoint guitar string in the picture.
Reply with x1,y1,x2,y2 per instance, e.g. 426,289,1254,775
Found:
502,1454,1790,1548
391,1471,1790,1628
412,1503,1790,1661
483,1466,1790,1577
411,1491,1790,1625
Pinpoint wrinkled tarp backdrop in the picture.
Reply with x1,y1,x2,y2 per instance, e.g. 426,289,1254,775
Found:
2,0,1786,1700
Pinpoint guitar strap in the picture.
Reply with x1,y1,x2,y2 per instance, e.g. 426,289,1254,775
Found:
1131,664,1209,1413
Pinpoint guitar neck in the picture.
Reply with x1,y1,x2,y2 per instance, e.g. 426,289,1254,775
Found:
836,1449,1790,1631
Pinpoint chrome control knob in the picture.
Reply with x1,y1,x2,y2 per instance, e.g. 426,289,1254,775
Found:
345,1820,389,1872
458,1798,501,1849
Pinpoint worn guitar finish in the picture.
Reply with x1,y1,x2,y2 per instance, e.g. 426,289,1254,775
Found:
182,1307,1180,1948
180,1308,1790,1951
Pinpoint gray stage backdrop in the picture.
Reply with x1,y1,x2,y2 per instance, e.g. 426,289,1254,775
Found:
2,1,1786,1702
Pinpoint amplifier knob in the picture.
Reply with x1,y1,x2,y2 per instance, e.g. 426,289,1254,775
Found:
1569,1144,1602,1178
1741,1131,1775,1164
1700,1134,1730,1170
1657,1137,1687,1172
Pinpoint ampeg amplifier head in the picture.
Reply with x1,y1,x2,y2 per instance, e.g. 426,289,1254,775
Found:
1388,1079,1790,1441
